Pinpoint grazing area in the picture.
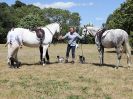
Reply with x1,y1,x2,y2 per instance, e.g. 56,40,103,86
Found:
0,44,133,99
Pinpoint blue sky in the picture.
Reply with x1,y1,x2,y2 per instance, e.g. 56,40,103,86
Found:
1,0,125,27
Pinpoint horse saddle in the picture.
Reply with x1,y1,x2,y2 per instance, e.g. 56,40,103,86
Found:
34,28,45,39
96,28,106,44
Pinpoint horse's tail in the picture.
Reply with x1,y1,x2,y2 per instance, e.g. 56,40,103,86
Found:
124,37,132,66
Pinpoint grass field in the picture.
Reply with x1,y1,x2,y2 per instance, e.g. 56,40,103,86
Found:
0,44,133,99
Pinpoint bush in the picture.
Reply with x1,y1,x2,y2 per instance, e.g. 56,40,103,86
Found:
79,35,95,44
129,31,133,49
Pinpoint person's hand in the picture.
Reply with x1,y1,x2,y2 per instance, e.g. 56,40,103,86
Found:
58,36,63,40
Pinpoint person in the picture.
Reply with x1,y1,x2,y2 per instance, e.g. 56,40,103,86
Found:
59,27,84,64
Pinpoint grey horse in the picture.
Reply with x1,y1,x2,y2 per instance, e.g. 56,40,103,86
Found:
82,26,131,69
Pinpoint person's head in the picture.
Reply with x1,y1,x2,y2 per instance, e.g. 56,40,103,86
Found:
69,27,75,33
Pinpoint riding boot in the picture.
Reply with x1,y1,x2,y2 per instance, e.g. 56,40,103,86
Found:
71,58,75,64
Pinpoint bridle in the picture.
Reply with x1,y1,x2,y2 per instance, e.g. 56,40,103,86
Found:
84,27,101,37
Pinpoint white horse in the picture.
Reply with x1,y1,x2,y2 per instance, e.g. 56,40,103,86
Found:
82,26,131,68
7,23,61,68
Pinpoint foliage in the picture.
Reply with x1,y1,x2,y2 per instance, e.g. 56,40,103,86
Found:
42,8,80,35
129,31,133,48
18,14,44,29
0,1,80,43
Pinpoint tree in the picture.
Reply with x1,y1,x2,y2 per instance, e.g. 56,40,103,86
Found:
0,2,16,43
0,1,81,43
42,8,80,35
12,0,26,9
18,14,45,29
106,0,133,34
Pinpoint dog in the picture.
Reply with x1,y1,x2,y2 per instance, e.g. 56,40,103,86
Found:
57,56,64,63
79,55,85,64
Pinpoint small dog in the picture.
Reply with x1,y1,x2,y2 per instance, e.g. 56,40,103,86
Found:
57,56,64,63
79,55,85,64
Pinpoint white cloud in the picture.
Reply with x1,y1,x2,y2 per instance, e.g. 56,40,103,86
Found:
88,2,94,6
95,17,104,21
33,2,94,9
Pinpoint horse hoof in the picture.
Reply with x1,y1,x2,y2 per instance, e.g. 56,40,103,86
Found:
39,61,43,65
114,66,118,69
43,64,46,66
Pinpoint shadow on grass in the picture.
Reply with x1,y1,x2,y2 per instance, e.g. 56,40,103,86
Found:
106,50,133,55
91,63,124,69
20,61,90,66
21,61,59,66
106,51,116,53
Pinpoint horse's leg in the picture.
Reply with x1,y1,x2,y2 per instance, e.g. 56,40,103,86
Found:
13,47,21,68
98,46,104,66
46,49,50,64
101,46,104,65
7,44,16,68
124,41,131,67
115,47,122,69
7,44,12,66
42,45,49,66
39,45,43,64
8,43,19,68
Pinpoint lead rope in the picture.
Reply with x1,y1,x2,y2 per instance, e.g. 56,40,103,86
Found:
81,43,84,56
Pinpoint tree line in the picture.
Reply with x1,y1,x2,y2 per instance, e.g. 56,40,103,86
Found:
0,0,80,43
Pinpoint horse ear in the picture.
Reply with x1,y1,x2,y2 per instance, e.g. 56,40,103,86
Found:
84,25,87,28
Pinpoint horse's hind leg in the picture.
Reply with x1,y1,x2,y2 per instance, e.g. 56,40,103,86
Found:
124,41,131,67
115,47,122,69
14,47,21,68
99,46,104,66
7,43,19,68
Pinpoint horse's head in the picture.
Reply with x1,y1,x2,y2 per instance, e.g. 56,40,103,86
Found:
54,22,62,34
82,26,89,36
82,26,100,36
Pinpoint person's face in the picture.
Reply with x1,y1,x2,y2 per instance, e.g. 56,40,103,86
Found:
69,28,74,33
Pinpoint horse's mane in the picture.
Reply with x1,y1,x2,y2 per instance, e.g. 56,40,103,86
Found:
87,26,100,30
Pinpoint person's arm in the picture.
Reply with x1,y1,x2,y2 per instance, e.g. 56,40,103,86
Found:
77,33,84,39
62,33,69,39
59,33,69,40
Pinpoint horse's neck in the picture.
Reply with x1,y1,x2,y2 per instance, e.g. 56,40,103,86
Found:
91,28,100,36
46,24,58,35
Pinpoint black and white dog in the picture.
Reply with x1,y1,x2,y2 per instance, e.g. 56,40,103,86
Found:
79,55,85,64
57,56,64,63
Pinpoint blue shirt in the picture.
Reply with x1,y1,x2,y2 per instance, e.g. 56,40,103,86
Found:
62,32,83,46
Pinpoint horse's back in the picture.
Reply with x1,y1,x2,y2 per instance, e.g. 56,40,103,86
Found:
102,29,128,48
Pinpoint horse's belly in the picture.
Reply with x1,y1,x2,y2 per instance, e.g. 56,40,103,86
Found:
102,40,114,48
23,42,39,47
